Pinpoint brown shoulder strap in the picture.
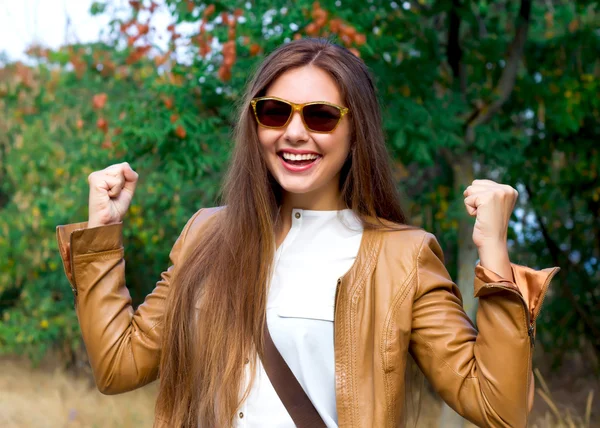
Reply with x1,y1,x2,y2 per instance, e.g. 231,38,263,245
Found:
260,321,327,428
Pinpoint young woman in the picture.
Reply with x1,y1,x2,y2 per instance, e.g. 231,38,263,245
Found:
56,38,558,427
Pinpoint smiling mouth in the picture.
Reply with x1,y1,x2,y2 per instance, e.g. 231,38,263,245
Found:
278,151,322,167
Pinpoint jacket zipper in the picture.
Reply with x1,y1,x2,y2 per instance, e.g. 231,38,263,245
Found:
333,277,342,334
486,283,535,427
68,237,78,308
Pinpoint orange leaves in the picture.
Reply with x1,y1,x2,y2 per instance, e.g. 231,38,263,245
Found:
198,39,212,57
305,23,319,36
97,117,108,133
295,2,365,57
311,4,328,27
354,33,366,46
154,53,170,67
221,11,231,26
203,4,216,19
218,66,232,82
175,125,187,139
92,93,108,109
568,19,579,33
14,62,35,88
163,97,174,109
126,45,151,65
66,48,87,79
170,113,179,123
219,40,237,82
222,41,236,67
249,44,261,57
137,23,150,35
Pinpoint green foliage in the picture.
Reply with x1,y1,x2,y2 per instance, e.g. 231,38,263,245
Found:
0,0,598,365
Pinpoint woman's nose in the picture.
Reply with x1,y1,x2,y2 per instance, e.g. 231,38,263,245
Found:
283,110,309,143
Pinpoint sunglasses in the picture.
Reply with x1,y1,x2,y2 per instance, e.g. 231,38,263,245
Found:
250,96,349,133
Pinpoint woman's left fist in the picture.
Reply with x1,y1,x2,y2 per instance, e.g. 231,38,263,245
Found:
463,179,518,249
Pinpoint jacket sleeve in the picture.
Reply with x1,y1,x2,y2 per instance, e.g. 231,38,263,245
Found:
409,233,559,428
55,209,204,395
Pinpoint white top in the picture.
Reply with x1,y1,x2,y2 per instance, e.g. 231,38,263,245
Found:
234,208,364,428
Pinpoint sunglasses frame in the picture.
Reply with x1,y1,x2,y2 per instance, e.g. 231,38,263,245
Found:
250,96,349,134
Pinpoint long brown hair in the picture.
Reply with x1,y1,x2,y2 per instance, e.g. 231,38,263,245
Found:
156,38,407,427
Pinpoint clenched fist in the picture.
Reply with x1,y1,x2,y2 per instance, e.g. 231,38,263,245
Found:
87,162,139,228
463,179,518,249
463,179,519,285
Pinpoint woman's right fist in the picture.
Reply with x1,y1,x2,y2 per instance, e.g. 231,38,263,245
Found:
87,162,139,228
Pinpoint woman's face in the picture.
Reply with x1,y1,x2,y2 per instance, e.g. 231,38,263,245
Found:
257,66,351,203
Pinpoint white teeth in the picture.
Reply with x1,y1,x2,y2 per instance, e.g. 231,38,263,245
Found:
282,152,319,161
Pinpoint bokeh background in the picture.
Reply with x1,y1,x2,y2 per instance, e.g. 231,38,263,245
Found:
0,0,598,427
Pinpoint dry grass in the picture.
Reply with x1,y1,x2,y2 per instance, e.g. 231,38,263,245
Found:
530,368,595,428
0,359,157,428
0,358,596,427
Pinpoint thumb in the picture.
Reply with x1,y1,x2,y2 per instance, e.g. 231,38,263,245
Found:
121,162,139,195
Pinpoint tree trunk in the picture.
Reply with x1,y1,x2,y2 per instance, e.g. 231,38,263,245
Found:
438,154,478,427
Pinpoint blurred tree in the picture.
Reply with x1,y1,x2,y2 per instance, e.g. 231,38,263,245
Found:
0,4,598,422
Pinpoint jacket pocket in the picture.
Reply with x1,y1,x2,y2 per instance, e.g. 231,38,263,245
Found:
277,301,335,322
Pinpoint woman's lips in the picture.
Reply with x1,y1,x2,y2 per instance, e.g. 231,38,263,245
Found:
278,153,322,172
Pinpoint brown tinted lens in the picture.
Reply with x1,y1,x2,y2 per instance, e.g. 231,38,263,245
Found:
302,103,342,132
255,99,292,127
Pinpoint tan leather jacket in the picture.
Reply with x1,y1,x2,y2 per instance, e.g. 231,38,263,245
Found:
56,207,558,427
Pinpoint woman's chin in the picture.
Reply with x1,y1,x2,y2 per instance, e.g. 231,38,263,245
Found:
277,181,317,195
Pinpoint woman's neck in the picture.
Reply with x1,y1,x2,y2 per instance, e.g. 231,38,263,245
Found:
275,184,346,248
280,189,345,215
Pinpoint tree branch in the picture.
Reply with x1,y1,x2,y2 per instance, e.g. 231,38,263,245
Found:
446,0,467,96
447,0,461,79
525,184,600,351
466,0,532,142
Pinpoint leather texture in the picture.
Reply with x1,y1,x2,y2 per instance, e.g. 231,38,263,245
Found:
56,207,559,428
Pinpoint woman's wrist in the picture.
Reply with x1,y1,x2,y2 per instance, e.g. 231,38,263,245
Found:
477,240,513,282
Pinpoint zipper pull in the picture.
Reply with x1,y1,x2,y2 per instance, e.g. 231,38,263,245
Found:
528,324,535,348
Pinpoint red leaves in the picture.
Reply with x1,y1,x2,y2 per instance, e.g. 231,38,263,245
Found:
203,4,216,19
218,66,232,82
175,125,187,139
219,41,236,81
354,33,366,46
126,45,151,64
97,117,108,133
249,44,261,57
305,23,319,36
221,11,230,26
163,97,174,109
154,53,170,67
297,4,367,52
222,39,236,61
137,23,150,35
92,93,108,109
